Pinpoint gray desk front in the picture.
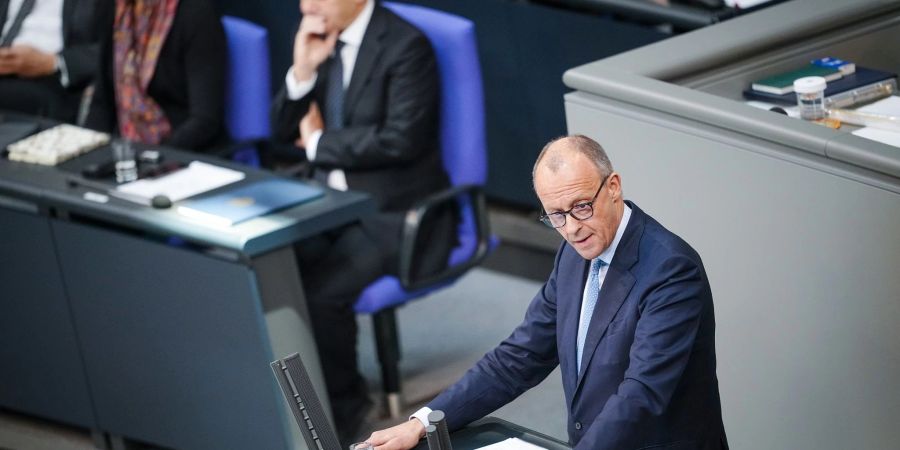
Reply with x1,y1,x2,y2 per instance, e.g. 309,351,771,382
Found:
0,142,373,450
563,0,900,448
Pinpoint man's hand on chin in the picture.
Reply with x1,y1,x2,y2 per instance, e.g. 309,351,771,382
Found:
365,418,425,450
292,15,337,83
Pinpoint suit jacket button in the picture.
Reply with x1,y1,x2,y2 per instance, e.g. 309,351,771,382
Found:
574,422,582,430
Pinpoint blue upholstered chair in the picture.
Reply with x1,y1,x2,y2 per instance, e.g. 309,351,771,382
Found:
221,16,270,167
354,2,493,418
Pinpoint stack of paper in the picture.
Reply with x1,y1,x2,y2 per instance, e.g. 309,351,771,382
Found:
7,124,109,165
116,161,245,202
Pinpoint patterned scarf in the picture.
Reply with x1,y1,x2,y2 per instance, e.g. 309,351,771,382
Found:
113,0,179,144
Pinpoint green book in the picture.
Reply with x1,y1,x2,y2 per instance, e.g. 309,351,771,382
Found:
751,64,843,95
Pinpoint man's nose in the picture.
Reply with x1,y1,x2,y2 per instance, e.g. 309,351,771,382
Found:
563,215,581,237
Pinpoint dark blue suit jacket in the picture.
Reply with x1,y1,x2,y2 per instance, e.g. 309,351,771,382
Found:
429,202,727,449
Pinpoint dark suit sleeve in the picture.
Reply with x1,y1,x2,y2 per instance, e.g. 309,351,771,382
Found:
270,82,315,146
85,54,115,134
313,32,438,170
577,256,706,450
427,246,564,431
83,1,115,133
163,0,226,150
58,0,102,90
58,43,98,89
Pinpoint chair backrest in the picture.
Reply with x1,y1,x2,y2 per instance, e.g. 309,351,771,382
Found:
383,2,487,187
355,4,489,314
221,16,271,167
383,2,487,267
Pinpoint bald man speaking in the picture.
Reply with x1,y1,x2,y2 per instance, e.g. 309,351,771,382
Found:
368,135,728,450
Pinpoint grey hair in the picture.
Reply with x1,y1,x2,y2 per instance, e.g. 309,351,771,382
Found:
532,134,613,182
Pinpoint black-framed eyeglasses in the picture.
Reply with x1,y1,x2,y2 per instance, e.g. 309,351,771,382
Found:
538,175,609,229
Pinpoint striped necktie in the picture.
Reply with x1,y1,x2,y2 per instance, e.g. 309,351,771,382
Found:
0,0,9,37
324,40,345,130
577,257,606,372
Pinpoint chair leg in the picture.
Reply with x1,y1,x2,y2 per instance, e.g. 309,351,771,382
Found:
373,308,402,418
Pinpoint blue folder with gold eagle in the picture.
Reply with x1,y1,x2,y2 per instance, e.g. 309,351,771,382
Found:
177,178,323,227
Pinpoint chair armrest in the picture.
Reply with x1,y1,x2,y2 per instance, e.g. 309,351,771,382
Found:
398,183,492,291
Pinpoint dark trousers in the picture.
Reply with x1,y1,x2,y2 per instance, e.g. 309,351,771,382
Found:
294,205,457,431
0,75,79,122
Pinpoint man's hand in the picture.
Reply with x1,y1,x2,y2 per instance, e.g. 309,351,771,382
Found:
365,418,425,450
0,46,57,78
291,15,338,83
294,101,324,148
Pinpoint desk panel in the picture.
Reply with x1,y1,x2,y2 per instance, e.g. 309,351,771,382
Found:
0,208,96,429
53,219,293,450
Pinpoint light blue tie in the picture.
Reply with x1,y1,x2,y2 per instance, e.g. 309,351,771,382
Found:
577,258,606,372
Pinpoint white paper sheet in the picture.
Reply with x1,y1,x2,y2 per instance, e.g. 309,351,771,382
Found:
844,96,900,148
476,437,547,450
724,0,776,8
856,95,900,116
852,126,900,148
116,161,245,202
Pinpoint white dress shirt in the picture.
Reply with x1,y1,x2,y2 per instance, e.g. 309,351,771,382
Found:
284,0,375,191
2,0,64,54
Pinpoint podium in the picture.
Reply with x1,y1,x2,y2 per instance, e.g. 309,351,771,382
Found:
563,0,900,448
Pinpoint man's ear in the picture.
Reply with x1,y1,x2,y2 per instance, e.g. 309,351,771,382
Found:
607,172,622,201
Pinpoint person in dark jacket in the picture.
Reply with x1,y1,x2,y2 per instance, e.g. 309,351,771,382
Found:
270,0,457,443
0,0,102,122
368,135,728,450
86,0,226,151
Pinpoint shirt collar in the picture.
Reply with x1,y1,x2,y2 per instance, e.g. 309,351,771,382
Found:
596,203,632,266
339,0,374,48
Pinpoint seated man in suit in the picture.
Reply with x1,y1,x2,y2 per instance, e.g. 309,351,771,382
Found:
0,0,101,122
367,135,728,450
271,0,456,442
